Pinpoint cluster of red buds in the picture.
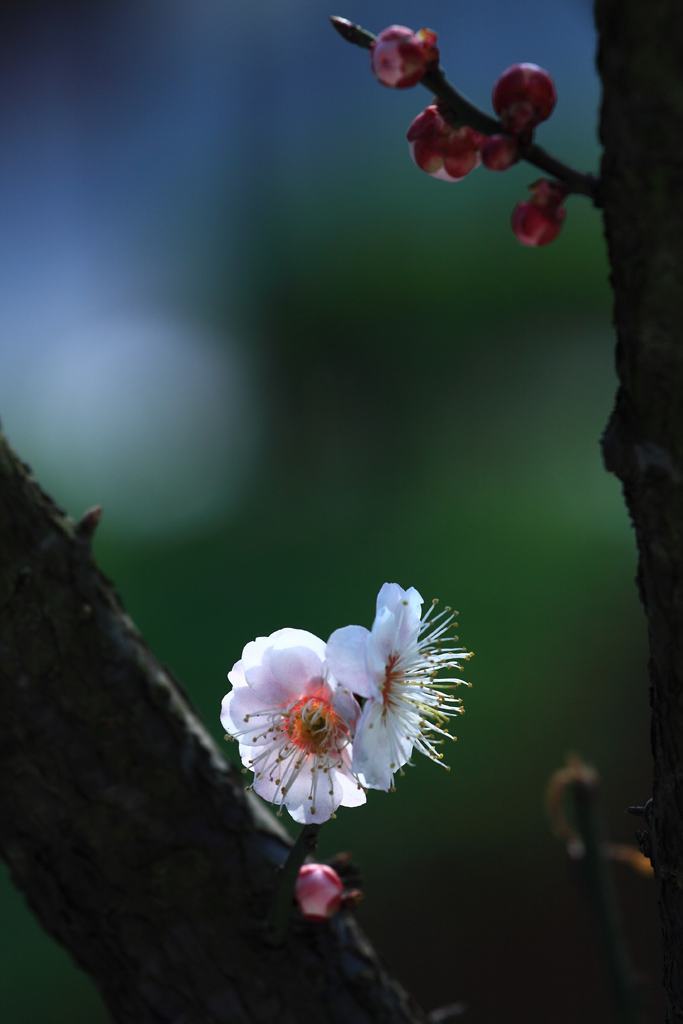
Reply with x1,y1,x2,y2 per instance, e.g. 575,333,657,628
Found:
369,25,567,246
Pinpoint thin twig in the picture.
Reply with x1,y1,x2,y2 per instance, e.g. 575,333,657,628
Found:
571,776,643,1024
330,16,600,203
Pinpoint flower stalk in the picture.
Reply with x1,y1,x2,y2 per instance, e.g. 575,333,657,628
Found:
547,759,644,1024
571,775,643,1024
264,823,322,945
329,16,599,203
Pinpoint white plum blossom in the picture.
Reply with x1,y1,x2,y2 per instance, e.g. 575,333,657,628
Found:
221,628,366,824
326,583,471,791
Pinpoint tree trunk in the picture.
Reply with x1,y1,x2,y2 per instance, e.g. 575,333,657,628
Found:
0,432,423,1024
595,1,683,1019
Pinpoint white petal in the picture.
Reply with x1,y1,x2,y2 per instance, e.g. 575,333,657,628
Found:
230,653,293,708
221,686,278,743
266,644,325,697
269,627,327,661
283,762,338,824
402,586,424,619
325,625,373,698
367,605,421,681
331,687,363,732
226,659,247,690
375,582,405,615
351,699,413,791
240,628,327,700
335,764,367,808
367,606,396,670
241,634,276,674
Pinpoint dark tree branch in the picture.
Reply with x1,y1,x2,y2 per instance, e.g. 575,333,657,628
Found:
0,428,424,1024
595,1,683,1019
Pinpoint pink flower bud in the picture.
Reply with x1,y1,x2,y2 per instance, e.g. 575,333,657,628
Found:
511,201,565,245
407,106,482,182
492,63,557,135
295,864,343,922
511,179,569,246
481,133,520,171
370,25,439,89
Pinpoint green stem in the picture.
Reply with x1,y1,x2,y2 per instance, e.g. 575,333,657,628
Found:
329,16,599,203
572,779,642,1024
263,823,321,945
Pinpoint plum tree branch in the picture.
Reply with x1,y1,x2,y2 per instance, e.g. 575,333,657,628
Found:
0,428,425,1024
330,16,599,201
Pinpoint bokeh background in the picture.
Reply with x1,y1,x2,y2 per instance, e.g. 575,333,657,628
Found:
0,1,662,1022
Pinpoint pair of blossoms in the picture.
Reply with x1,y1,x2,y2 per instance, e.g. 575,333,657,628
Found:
221,583,471,826
371,25,567,246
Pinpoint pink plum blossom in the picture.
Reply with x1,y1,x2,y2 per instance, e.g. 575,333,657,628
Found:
221,628,365,824
326,584,471,792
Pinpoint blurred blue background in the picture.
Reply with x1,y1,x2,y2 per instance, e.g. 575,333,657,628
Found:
0,1,662,1021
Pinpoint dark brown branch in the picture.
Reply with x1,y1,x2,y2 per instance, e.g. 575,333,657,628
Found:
0,427,425,1024
595,1,683,1019
330,16,599,202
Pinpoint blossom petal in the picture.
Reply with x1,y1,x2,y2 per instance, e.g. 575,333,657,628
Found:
266,645,325,698
325,625,374,698
366,605,396,675
351,699,414,791
334,764,367,808
241,629,327,702
375,582,405,614
226,658,247,691
368,593,422,675
262,761,335,824
221,685,276,744
240,639,293,705
270,627,327,660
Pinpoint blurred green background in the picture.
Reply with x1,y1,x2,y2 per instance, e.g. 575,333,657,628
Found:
0,1,661,1022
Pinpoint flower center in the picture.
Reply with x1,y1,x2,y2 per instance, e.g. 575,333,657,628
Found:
284,697,343,754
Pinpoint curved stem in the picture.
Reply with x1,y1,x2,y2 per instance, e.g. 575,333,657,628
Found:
330,16,600,203
572,778,643,1024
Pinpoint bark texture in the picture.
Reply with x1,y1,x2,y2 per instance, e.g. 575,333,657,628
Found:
0,431,424,1024
595,2,683,1019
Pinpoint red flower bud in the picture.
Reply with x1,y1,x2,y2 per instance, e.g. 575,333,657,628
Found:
370,25,439,89
481,134,520,171
511,202,565,246
407,106,482,182
492,63,557,135
295,864,343,922
511,178,569,246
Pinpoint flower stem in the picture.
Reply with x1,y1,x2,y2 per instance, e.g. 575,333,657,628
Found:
329,16,600,203
264,823,321,945
571,776,643,1024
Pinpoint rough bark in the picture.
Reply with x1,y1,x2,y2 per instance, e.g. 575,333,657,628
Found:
595,2,683,1019
0,431,424,1024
